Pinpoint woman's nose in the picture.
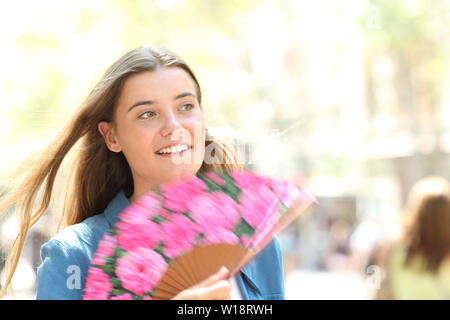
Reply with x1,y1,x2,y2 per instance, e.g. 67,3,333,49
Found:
160,113,187,139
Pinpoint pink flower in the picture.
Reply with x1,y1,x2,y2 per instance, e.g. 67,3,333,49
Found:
237,185,280,229
154,207,172,221
251,211,280,249
161,175,207,212
269,180,303,207
91,234,116,266
202,227,239,246
136,191,164,219
110,293,133,300
188,191,241,231
230,170,268,190
205,171,226,186
115,200,163,251
240,234,251,248
83,267,113,300
116,217,161,252
119,191,162,221
160,214,199,258
116,247,168,296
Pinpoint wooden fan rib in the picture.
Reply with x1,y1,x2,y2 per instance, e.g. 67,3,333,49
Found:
192,244,249,282
153,289,175,300
153,250,202,300
153,268,190,299
183,245,201,287
173,248,198,288
160,258,191,289
151,284,180,299
190,242,200,283
153,272,186,293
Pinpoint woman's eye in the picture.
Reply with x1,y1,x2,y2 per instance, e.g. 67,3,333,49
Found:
138,111,156,119
181,103,194,111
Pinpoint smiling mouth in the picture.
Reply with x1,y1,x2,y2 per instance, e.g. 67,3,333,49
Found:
155,145,192,156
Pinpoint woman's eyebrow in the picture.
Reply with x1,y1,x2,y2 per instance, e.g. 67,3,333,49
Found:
127,92,197,112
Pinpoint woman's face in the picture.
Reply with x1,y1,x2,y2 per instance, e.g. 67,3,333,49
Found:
98,67,206,201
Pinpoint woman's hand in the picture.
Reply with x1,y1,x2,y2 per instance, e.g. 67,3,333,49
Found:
171,266,232,300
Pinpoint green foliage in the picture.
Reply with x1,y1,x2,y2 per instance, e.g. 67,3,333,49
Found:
13,31,60,51
3,0,259,144
3,0,449,186
5,70,67,141
359,0,450,53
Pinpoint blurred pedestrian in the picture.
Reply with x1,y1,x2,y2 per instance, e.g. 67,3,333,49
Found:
373,176,450,299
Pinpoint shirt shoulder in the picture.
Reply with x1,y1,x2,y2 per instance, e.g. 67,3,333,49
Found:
54,213,110,248
36,213,111,300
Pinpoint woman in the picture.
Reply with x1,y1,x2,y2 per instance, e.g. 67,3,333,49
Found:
374,176,450,299
0,45,285,300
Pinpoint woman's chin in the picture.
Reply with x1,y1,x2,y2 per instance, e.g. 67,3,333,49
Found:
160,165,201,183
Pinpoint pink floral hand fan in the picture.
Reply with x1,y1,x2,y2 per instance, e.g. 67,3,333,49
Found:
83,169,315,300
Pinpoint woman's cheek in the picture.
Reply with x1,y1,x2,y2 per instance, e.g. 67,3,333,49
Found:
123,133,155,163
192,116,205,141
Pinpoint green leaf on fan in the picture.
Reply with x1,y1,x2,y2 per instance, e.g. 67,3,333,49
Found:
200,171,241,202
154,241,171,263
278,201,288,215
161,205,175,214
234,218,254,237
221,172,237,188
102,263,115,276
180,211,195,223
194,232,205,246
223,187,240,203
132,293,141,300
154,246,163,256
203,176,222,192
110,288,124,297
152,215,167,224
115,246,127,259
153,187,162,196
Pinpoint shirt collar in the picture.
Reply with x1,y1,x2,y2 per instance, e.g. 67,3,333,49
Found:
104,189,130,227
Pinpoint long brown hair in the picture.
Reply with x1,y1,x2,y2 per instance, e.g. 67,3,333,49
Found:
0,45,243,298
402,176,450,274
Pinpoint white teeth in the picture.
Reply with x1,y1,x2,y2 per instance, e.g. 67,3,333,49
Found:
157,144,189,154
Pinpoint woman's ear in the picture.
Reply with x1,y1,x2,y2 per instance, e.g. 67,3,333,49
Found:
98,121,122,152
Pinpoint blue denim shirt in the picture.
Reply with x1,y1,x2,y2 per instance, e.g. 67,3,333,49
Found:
36,189,285,300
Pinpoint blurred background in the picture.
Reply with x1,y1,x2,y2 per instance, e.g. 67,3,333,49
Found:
1,0,450,299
